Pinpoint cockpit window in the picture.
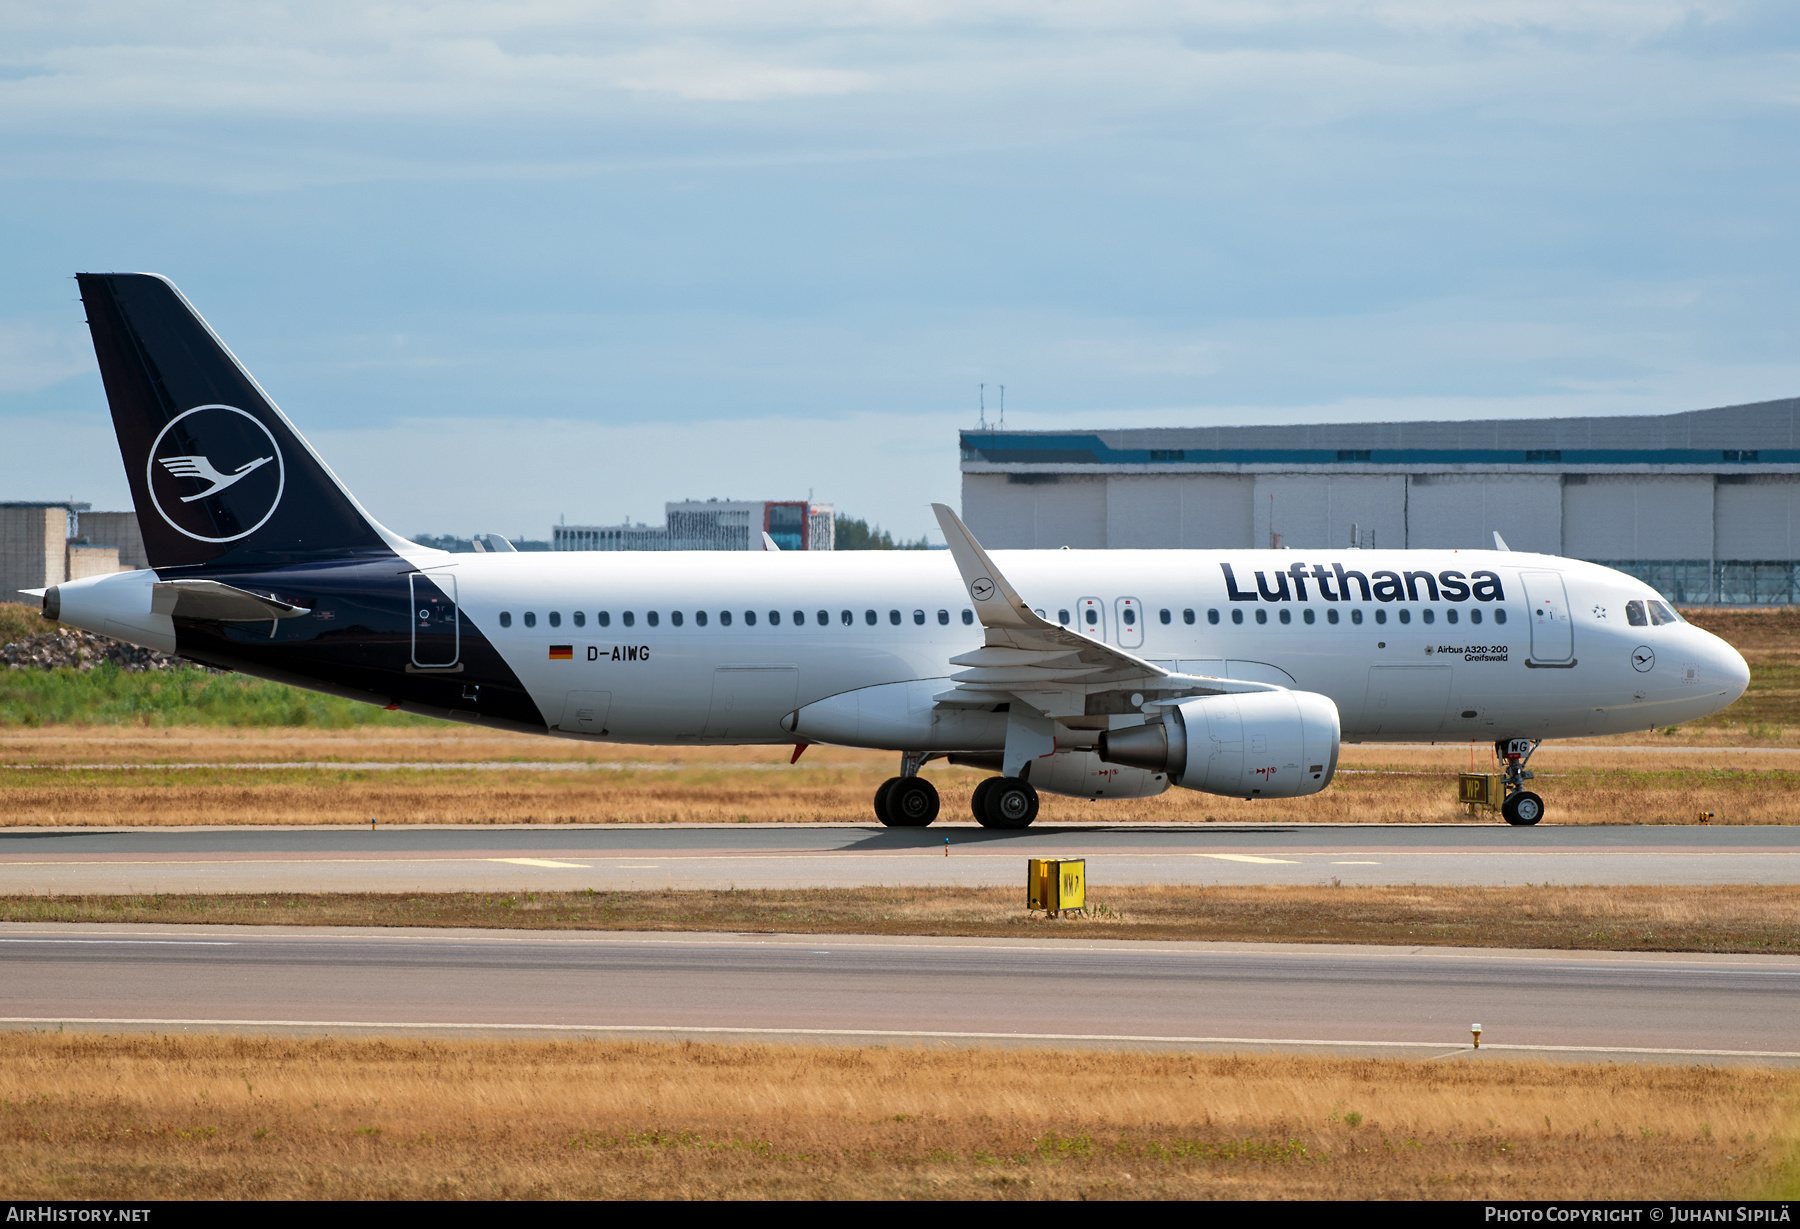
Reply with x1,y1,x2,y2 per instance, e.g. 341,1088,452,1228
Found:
1648,600,1679,626
1626,600,1647,627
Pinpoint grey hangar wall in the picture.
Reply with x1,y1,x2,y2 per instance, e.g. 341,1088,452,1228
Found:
959,398,1800,605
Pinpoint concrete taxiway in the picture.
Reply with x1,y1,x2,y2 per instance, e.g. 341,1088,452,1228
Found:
2,922,1795,1065
1,823,1797,893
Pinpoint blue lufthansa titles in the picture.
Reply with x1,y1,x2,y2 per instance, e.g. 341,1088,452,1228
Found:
1220,562,1506,603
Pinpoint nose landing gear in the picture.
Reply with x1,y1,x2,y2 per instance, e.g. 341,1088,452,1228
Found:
1496,738,1545,826
875,752,940,827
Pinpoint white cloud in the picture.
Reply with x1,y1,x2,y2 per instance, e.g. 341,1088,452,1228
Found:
0,321,90,394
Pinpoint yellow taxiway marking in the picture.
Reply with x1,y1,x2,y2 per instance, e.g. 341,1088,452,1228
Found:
1191,853,1300,864
488,858,592,869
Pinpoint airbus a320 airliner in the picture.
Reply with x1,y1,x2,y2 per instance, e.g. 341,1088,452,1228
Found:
31,274,1751,828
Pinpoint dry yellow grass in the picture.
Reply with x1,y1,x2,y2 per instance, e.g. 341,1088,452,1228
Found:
0,730,1794,824
0,1033,1792,1200
8,884,1800,954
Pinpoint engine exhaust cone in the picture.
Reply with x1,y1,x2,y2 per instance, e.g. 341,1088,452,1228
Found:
1098,721,1172,773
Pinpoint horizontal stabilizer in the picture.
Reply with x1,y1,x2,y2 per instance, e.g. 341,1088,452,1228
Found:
153,579,311,622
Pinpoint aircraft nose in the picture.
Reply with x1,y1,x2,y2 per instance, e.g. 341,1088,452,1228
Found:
1718,639,1751,704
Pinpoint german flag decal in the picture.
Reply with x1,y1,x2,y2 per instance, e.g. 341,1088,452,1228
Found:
549,645,573,660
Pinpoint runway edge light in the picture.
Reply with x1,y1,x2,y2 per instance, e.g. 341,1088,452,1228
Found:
1472,1024,1482,1049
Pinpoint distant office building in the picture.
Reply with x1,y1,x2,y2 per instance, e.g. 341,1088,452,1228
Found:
1,502,145,606
554,500,836,552
960,397,1800,605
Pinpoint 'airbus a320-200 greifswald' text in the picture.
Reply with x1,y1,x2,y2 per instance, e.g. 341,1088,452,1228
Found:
35,274,1750,829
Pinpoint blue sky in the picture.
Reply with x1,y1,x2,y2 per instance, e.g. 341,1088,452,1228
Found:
3,1,1798,543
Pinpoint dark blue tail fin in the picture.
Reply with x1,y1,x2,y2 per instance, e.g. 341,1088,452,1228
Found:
77,272,397,570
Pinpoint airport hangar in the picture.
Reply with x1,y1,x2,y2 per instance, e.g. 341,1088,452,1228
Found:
959,397,1800,607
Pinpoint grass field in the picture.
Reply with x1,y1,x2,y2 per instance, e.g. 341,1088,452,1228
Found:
7,884,1800,953
0,727,1793,824
0,1033,1791,1200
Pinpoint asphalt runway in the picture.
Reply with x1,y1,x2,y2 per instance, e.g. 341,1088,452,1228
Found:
1,823,1797,893
2,922,1795,1064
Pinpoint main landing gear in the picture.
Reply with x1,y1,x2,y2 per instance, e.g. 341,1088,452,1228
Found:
875,752,940,827
871,755,1042,830
1496,738,1545,827
970,776,1039,830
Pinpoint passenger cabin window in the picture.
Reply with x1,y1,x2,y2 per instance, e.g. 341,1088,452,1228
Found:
889,610,901,625
796,610,807,626
913,610,925,625
696,611,708,627
597,611,610,627
1159,609,1171,625
1470,609,1482,625
771,611,782,626
1351,609,1363,625
1255,610,1267,625
817,610,829,626
524,612,537,628
499,611,512,628
938,610,949,625
720,611,731,627
1398,610,1411,624
672,611,683,627
841,610,853,626
1626,600,1647,626
1494,609,1508,624
622,612,634,627
1231,609,1243,624
864,609,877,626
1183,609,1195,625
647,611,660,627
1084,609,1098,627
1446,609,1458,624
1278,609,1290,624
1422,609,1434,624
962,610,974,625
573,611,585,628
1207,609,1219,625
744,611,756,626
1373,610,1385,625
1648,600,1679,625
1058,610,1070,625
548,611,561,628
1303,608,1315,624
1326,609,1339,624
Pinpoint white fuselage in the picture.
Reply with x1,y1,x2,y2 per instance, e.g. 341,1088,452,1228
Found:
391,546,1750,748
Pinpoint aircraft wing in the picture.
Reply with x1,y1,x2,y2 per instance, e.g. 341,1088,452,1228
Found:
929,503,1278,721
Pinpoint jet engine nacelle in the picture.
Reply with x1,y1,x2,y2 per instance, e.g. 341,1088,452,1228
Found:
1032,750,1168,800
1097,690,1340,799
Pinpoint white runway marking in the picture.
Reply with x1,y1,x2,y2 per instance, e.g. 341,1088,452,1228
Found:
489,858,592,869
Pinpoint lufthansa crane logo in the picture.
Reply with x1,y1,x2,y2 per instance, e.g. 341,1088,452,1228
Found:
970,577,995,601
1631,645,1655,673
146,405,286,543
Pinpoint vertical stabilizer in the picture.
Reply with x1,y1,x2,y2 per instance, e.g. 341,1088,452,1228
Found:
77,272,401,570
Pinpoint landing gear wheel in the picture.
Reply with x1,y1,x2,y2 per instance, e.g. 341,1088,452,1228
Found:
970,777,998,822
883,777,940,827
979,777,1039,830
873,777,902,825
1502,791,1544,827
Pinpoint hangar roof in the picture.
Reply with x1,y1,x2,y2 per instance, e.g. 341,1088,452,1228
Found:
960,397,1800,472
